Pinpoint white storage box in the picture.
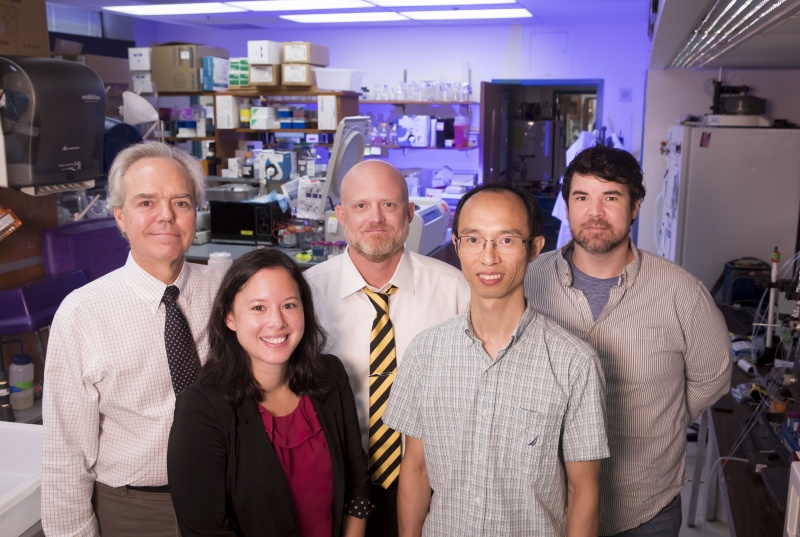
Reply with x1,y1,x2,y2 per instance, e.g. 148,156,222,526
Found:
282,42,329,66
0,422,43,537
312,68,365,92
282,64,315,86
131,72,154,93
128,47,151,71
247,40,282,65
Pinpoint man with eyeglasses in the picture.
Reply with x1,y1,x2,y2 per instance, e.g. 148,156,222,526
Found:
525,145,731,537
384,183,610,537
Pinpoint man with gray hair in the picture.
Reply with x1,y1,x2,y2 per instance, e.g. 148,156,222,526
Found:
42,142,222,537
304,159,470,536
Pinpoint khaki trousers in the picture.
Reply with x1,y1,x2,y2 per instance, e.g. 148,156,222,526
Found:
93,482,180,537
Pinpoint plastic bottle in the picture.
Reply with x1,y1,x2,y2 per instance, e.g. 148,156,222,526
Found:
242,152,255,179
379,123,389,145
0,370,14,422
208,251,233,273
9,352,34,411
454,116,470,148
239,101,252,129
388,122,398,146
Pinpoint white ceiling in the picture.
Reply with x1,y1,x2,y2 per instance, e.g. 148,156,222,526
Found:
50,0,800,68
50,0,649,29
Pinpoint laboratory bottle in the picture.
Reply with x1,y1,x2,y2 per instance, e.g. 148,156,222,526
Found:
9,352,34,411
239,101,252,129
0,370,14,422
242,152,255,179
388,122,398,146
379,123,389,145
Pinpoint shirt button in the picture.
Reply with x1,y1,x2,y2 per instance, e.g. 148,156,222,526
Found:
481,409,488,417
477,452,484,461
474,497,481,505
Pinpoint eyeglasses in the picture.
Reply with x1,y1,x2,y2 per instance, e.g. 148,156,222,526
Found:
456,235,532,254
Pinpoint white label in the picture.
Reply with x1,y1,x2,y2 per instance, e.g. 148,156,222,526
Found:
284,44,308,62
180,51,191,60
326,216,339,233
284,65,307,83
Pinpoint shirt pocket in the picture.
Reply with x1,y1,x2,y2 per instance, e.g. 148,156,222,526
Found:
597,326,677,384
500,405,562,489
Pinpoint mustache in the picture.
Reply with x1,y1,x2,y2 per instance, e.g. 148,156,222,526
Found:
581,219,610,229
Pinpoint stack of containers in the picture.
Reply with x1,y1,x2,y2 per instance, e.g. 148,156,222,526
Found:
229,58,250,89
248,40,282,87
282,42,329,87
128,47,153,93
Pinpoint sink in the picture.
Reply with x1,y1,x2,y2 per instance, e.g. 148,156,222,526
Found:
0,422,42,537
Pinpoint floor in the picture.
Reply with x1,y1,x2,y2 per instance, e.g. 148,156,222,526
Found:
679,438,731,537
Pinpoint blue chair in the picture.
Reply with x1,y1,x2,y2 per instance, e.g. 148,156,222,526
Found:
0,270,89,363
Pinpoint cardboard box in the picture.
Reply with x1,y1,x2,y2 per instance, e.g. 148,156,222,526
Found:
151,43,229,92
248,40,282,65
202,56,229,92
83,54,132,86
317,95,338,131
128,47,152,71
0,0,49,58
216,95,242,129
283,42,329,66
250,64,280,86
282,64,316,86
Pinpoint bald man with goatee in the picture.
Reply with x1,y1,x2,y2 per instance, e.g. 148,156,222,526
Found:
304,160,470,536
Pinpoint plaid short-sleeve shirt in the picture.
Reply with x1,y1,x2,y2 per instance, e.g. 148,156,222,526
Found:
383,302,609,537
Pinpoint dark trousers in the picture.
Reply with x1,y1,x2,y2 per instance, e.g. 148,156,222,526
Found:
366,481,399,537
93,482,180,537
605,495,682,537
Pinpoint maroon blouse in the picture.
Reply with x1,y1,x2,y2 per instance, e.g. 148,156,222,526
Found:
258,395,334,537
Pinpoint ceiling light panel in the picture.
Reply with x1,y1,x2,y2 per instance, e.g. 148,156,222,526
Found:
401,7,531,20
104,3,245,15
281,12,409,22
227,0,374,11
371,0,515,6
669,0,800,68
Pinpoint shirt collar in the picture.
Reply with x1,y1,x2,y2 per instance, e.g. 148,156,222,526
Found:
555,239,642,289
338,246,416,299
124,253,191,314
461,300,537,351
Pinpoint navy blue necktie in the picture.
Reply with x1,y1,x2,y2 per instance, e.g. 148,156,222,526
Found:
162,285,200,393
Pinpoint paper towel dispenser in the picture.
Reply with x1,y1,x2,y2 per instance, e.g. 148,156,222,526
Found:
0,57,106,195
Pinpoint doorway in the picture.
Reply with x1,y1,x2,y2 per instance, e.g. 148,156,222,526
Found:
479,79,603,251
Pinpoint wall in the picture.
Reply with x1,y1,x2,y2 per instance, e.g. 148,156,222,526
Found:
133,19,651,166
637,67,800,255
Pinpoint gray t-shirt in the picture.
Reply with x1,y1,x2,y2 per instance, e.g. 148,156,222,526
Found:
566,249,617,322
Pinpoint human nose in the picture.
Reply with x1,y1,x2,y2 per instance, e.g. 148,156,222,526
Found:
479,238,500,264
367,204,385,222
588,197,604,217
265,307,288,328
156,200,175,222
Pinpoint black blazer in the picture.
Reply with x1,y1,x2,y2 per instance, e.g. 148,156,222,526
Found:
167,354,370,537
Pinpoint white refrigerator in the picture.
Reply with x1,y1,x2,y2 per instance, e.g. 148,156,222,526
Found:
657,125,800,291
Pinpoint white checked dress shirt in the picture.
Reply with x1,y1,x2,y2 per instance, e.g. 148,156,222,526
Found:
383,303,610,536
42,254,222,537
304,247,471,451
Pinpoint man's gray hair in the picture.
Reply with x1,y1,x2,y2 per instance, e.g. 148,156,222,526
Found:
106,142,206,209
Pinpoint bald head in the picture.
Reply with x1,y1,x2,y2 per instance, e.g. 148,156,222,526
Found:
340,160,409,207
335,160,414,264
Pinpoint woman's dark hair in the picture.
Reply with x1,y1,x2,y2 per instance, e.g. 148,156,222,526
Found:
199,249,332,406
452,183,544,255
562,145,646,211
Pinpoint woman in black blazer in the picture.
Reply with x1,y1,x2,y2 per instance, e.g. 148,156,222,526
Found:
168,249,372,537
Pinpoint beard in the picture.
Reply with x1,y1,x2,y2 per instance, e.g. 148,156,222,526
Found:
572,218,629,255
344,221,409,262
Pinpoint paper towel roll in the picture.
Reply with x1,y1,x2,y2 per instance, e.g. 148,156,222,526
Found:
737,358,755,375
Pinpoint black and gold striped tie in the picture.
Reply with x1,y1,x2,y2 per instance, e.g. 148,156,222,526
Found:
363,285,402,489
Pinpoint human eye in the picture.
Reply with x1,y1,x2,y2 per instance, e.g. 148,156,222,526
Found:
252,305,264,311
383,201,395,208
463,236,481,245
497,236,516,246
138,200,151,207
175,199,192,208
283,302,300,310
355,203,366,209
